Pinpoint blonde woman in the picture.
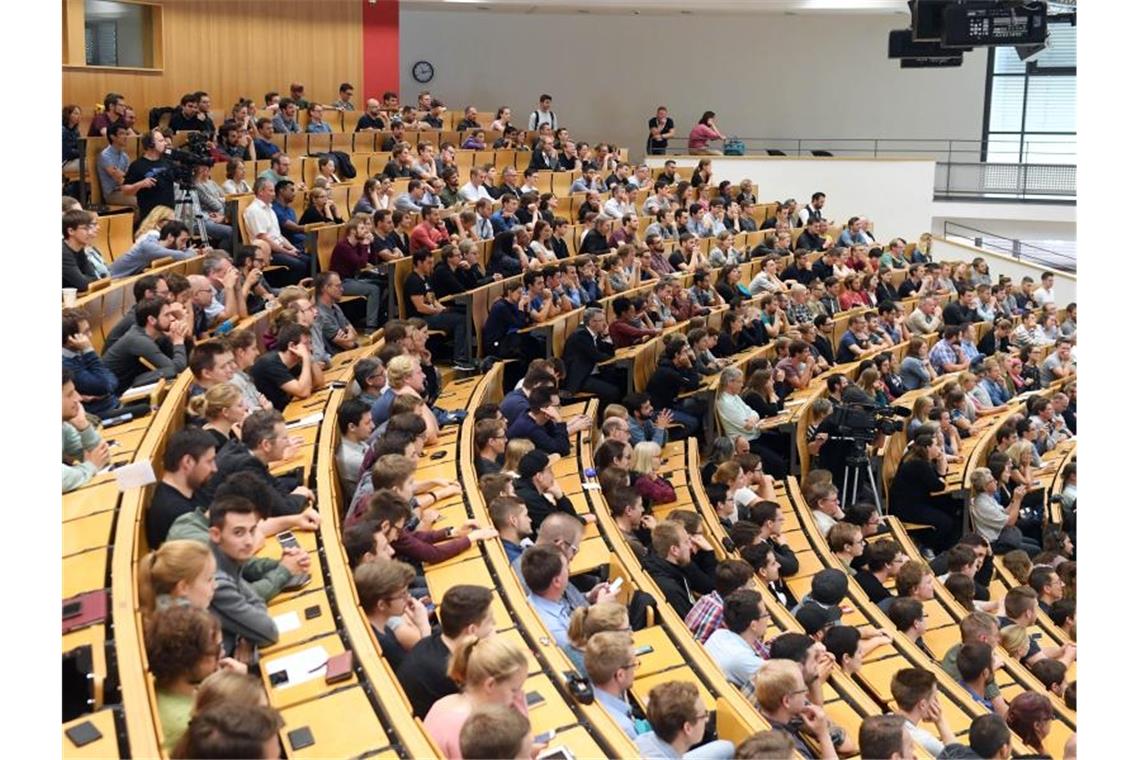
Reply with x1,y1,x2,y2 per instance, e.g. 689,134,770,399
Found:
384,355,438,445
187,383,246,449
1000,624,1031,662
1005,440,1039,491
137,539,216,618
630,441,677,507
135,205,176,242
563,602,629,676
907,395,935,440
502,438,535,478
423,636,530,759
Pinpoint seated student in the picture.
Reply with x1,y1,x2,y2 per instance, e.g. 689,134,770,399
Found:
474,418,507,477
170,702,283,759
607,485,653,561
137,538,216,620
61,369,111,493
108,220,197,279
940,612,1009,718
886,598,935,658
145,605,247,752
857,715,913,760
146,427,217,548
584,630,640,739
369,488,498,570
249,323,324,411
397,584,497,719
335,398,374,497
824,625,891,679
489,496,533,565
102,296,191,394
206,496,280,657
510,450,581,530
956,642,999,712
524,544,613,649
355,559,429,671
459,703,534,760
423,635,530,758
343,519,395,569
998,586,1076,667
635,680,735,759
888,668,956,756
827,522,865,575
685,559,756,644
753,660,838,760
62,308,127,419
644,520,716,619
853,539,904,605
704,589,770,697
506,387,590,456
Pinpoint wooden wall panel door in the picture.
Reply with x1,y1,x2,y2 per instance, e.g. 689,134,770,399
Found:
63,0,364,120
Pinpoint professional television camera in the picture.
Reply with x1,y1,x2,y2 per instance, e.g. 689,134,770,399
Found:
163,132,214,243
829,402,908,444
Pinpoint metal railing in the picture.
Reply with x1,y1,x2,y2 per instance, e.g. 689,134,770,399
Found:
662,136,1076,201
942,221,1076,273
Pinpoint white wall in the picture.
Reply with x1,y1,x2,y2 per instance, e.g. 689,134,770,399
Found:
645,155,935,243
399,10,988,162
930,237,1076,305
932,200,1076,243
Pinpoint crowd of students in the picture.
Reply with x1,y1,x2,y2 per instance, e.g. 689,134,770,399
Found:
64,84,1079,759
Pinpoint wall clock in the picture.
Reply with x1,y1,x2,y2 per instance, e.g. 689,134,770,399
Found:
412,60,434,84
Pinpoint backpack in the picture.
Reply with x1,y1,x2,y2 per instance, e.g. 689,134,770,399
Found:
724,137,746,156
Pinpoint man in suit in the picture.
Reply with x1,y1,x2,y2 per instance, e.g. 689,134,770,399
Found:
561,307,623,406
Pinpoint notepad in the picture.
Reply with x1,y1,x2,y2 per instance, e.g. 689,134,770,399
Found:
262,645,329,690
113,460,156,491
286,412,324,429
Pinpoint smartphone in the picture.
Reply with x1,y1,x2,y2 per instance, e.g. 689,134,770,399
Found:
268,670,289,687
62,600,83,619
330,381,347,389
277,531,300,550
525,690,545,707
534,730,557,745
287,726,316,751
65,721,102,748
536,747,573,760
607,577,624,594
634,644,654,656
431,450,447,460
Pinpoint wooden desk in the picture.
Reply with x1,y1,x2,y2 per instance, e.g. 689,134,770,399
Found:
278,685,391,759
544,724,610,760
631,666,715,712
524,673,578,734
498,627,543,676
62,510,116,557
261,632,354,711
262,589,336,654
570,536,611,576
63,547,108,598
424,559,511,630
63,481,120,522
632,625,686,677
63,707,120,759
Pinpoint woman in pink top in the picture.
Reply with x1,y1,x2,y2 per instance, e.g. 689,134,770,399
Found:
422,635,530,759
688,111,725,155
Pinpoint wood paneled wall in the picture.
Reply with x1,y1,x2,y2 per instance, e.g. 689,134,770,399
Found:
63,0,364,119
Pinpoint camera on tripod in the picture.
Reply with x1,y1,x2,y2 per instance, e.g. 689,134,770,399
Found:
831,402,907,443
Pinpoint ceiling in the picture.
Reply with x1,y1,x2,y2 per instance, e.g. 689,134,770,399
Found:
399,0,912,16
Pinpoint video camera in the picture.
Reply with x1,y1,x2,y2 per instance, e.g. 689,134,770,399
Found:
163,131,213,186
830,402,907,444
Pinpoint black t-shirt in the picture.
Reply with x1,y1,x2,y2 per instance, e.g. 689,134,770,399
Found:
250,351,301,411
124,156,176,222
356,114,387,131
396,631,458,718
146,482,207,548
371,621,408,671
854,570,893,604
647,116,675,153
403,271,432,315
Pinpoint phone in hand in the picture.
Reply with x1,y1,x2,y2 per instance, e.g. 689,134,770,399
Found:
277,531,301,550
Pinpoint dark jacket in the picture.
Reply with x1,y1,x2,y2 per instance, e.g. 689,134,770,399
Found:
514,477,579,529
562,327,615,393
200,439,307,516
506,412,570,456
63,349,120,415
643,553,715,619
645,360,701,413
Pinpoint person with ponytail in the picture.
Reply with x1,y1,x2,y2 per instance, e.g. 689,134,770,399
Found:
138,539,216,619
187,383,247,449
423,635,530,758
562,601,630,676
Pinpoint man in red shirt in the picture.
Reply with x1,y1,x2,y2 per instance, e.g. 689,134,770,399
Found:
410,206,453,255
329,216,383,330
608,295,660,349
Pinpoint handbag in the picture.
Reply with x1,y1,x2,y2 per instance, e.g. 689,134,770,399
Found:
724,137,746,156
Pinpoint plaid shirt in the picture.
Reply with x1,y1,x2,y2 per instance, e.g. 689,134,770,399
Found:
685,591,770,657
929,339,961,375
788,301,814,325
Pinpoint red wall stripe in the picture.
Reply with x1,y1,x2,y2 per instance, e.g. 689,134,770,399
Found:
362,0,400,98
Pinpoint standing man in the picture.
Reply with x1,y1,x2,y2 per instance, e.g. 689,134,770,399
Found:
527,94,558,131
646,106,675,156
123,130,175,222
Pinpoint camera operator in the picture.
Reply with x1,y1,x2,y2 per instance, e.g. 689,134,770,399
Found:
814,401,904,506
124,130,176,222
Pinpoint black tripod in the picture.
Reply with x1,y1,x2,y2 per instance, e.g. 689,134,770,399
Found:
172,181,210,245
840,444,881,513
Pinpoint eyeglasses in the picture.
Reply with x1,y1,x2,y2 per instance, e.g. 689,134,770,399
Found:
620,658,641,671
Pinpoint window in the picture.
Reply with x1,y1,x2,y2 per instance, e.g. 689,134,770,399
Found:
982,20,1075,165
64,0,163,70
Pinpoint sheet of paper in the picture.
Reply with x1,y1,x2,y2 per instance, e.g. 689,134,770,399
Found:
114,460,156,490
262,644,329,690
120,382,159,400
273,611,301,635
286,412,324,429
